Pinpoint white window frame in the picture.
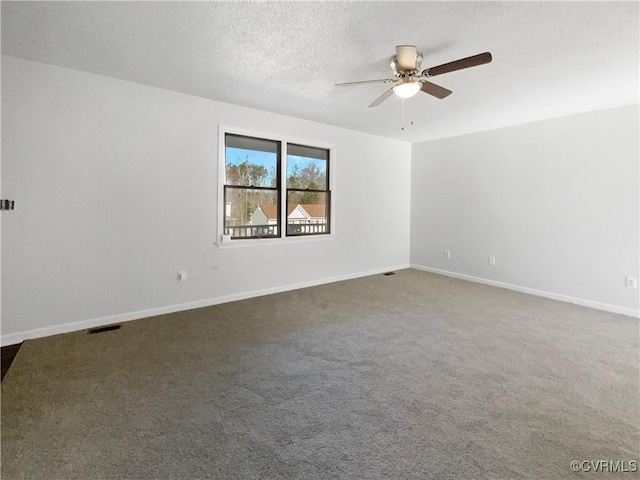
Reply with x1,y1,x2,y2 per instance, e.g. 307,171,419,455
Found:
217,125,335,248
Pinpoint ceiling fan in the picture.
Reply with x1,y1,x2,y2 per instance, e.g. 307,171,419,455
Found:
336,45,492,108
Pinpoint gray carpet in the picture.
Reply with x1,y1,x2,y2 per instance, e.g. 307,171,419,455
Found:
1,269,638,479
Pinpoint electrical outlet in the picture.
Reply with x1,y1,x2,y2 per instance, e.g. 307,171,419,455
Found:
489,256,496,266
178,271,187,282
626,277,637,289
444,250,451,259
380,248,385,255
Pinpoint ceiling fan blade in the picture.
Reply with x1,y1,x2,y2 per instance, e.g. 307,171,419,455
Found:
368,88,394,108
335,79,393,87
424,52,492,77
420,80,452,99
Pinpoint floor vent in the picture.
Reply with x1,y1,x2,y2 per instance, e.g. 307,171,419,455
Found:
383,272,396,276
88,324,121,335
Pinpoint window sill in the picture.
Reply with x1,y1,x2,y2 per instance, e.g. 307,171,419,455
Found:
215,233,334,249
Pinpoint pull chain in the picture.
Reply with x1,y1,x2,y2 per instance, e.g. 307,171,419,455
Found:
400,99,414,131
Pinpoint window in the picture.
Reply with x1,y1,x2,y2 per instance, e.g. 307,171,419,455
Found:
222,131,331,241
224,134,280,239
286,144,330,236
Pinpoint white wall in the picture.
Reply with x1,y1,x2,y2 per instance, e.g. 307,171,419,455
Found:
411,104,640,316
1,56,411,344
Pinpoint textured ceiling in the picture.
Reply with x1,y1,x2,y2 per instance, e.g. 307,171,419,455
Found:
2,1,638,143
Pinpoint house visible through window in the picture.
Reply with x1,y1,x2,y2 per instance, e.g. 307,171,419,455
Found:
223,132,330,240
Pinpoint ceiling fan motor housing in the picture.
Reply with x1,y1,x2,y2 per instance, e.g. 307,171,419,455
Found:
392,45,423,75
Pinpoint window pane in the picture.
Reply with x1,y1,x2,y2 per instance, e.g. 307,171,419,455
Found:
286,145,328,190
225,134,278,187
286,191,329,235
225,187,279,238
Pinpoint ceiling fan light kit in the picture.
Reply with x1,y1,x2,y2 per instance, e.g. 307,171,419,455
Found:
336,45,492,108
393,80,422,99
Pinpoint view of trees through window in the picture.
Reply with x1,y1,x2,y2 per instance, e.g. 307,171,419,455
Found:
224,134,330,239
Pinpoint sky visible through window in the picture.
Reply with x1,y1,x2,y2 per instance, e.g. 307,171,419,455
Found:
226,147,324,181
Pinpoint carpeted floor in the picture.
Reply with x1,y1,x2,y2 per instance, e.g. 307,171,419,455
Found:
1,269,638,479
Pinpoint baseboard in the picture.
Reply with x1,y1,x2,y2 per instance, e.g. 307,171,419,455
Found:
1,264,410,346
411,264,640,319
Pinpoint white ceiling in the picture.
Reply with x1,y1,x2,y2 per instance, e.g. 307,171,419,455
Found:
2,1,638,143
